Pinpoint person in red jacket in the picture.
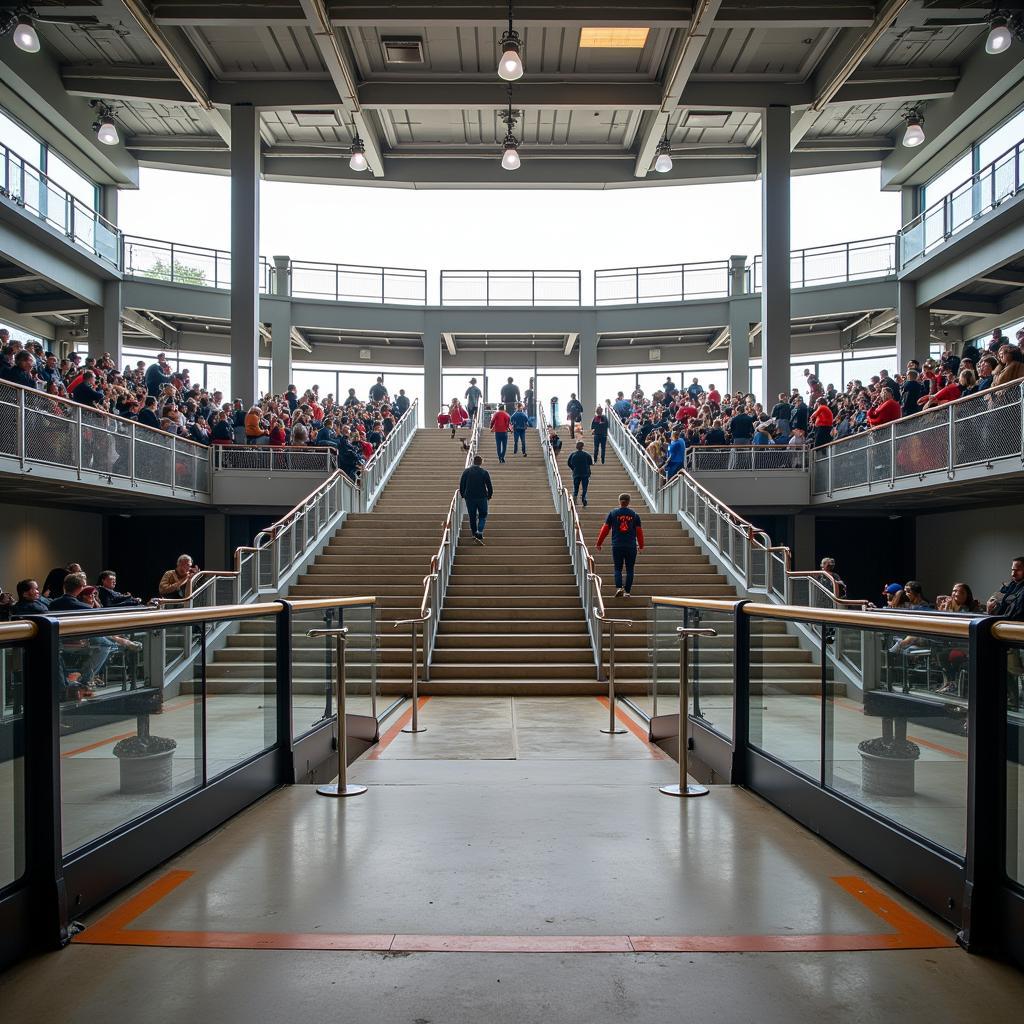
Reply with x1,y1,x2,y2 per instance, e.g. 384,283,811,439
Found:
867,388,901,428
596,492,645,598
809,398,834,447
490,406,511,463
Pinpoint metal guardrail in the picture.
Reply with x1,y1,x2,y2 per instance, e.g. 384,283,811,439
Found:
900,136,1024,267
289,259,427,305
359,398,419,507
538,405,615,678
0,379,210,495
686,444,811,472
122,234,271,291
211,444,338,473
594,259,732,306
811,380,1024,497
0,143,120,267
750,235,896,292
440,269,582,307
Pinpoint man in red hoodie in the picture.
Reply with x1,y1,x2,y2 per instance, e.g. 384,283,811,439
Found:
490,406,511,463
596,492,645,598
867,387,901,428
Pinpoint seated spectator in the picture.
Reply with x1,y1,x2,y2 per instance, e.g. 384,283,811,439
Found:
990,556,1024,620
159,554,200,601
936,582,981,614
902,580,933,610
1,350,38,389
245,406,269,444
97,570,143,607
993,344,1024,386
867,388,900,427
70,370,105,408
49,572,94,612
41,566,70,599
11,579,49,615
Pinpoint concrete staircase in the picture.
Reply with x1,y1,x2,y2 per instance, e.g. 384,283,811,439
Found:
564,436,819,691
426,432,595,694
205,428,470,692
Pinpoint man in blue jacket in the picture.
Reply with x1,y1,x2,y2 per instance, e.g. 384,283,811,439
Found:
567,441,593,506
663,431,687,479
510,402,530,457
459,454,493,544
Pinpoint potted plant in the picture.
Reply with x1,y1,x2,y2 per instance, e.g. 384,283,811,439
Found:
113,715,177,794
857,735,920,796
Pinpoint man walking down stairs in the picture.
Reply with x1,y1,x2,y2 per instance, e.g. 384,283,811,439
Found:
428,444,594,694
206,429,470,694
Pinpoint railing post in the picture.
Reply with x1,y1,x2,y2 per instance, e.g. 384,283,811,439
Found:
947,405,955,476
17,386,26,468
75,405,83,478
730,601,751,784
600,620,626,734
276,600,295,783
402,621,426,733
661,626,716,797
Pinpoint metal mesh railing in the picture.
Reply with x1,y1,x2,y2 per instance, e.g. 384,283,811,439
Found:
211,445,337,473
812,381,1024,496
686,445,810,472
440,269,581,306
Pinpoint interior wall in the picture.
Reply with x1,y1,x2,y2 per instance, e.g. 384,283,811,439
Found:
815,514,916,603
0,503,103,592
915,503,1024,605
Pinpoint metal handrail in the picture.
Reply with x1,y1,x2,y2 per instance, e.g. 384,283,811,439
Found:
289,257,427,305
210,444,338,472
899,135,1024,266
686,444,811,472
1,142,121,267
122,233,272,291
440,268,582,307
750,234,896,291
594,258,732,306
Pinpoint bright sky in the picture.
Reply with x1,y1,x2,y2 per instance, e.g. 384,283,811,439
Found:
121,167,899,304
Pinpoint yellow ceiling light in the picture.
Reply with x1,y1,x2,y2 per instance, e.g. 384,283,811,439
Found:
579,27,650,49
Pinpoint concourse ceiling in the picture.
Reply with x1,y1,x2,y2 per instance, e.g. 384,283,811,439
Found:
14,0,1003,188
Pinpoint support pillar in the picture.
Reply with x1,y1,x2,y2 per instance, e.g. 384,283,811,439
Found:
578,330,597,417
900,185,917,227
230,103,260,405
100,184,118,225
266,299,293,397
760,105,791,404
896,279,931,370
423,332,442,418
727,255,749,394
86,280,122,366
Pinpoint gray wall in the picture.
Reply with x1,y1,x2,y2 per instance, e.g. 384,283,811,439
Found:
0,502,103,590
915,502,1024,604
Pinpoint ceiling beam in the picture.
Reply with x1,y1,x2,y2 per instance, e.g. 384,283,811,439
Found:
359,81,663,111
443,332,457,356
832,65,959,105
634,0,723,177
290,326,313,352
790,0,913,150
564,333,578,356
980,270,1024,287
121,307,164,341
932,295,1000,316
298,0,385,177
17,295,88,315
708,326,730,351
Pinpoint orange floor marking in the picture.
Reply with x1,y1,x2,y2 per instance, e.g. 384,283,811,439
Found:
595,697,667,759
73,870,954,954
365,696,430,759
61,698,200,759
828,696,967,761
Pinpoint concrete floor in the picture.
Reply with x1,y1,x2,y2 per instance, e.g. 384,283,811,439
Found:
3,696,1024,1021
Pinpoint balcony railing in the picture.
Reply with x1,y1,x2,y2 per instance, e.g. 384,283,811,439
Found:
210,444,337,473
594,259,732,306
0,379,209,496
900,137,1024,267
440,269,582,306
811,380,1024,497
289,259,427,305
686,444,810,472
0,143,120,267
122,234,271,292
750,235,896,292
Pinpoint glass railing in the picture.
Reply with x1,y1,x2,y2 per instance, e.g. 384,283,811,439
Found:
750,235,896,292
0,623,31,895
0,379,210,496
901,138,1024,266
439,269,582,306
811,380,1024,497
0,144,120,267
289,259,426,305
122,234,271,292
594,259,732,306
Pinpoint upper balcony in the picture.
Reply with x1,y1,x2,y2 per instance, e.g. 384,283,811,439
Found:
0,143,120,269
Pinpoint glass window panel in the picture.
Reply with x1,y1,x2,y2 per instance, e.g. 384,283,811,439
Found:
923,152,972,211
979,108,1024,168
0,645,25,889
384,372,424,425
1007,645,1024,885
596,373,637,406
535,373,578,423
46,151,97,210
0,109,41,166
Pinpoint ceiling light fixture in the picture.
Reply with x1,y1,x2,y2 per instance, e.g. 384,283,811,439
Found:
90,101,119,146
901,105,925,148
500,84,521,170
0,7,40,52
498,0,524,81
654,132,673,173
987,13,1013,52
348,131,368,172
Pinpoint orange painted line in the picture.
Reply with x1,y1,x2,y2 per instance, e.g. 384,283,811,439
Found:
73,869,954,954
61,698,200,759
366,696,430,759
595,697,667,759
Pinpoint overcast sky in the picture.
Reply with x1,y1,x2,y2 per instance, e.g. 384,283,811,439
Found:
121,166,900,304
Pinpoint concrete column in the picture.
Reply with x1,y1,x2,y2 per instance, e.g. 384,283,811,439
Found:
896,279,931,370
272,255,291,297
230,103,260,405
760,105,791,404
100,184,119,225
266,298,293,396
728,304,750,396
900,185,917,226
729,254,747,297
423,332,442,417
86,279,123,365
578,330,598,416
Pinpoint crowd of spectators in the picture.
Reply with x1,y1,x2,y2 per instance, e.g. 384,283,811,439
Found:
0,332,413,481
601,326,1024,476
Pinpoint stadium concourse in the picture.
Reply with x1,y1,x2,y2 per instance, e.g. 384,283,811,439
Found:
2,1,1024,1019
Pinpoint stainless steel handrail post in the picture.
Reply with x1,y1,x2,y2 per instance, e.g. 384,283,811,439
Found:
660,626,717,798
396,617,427,733
600,616,632,734
306,627,366,797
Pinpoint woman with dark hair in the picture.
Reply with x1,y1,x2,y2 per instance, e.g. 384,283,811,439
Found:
42,566,72,599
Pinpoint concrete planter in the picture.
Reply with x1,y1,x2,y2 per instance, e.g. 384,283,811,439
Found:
114,738,177,794
858,738,921,797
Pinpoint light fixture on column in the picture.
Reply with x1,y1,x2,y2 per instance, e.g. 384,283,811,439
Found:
1,7,40,52
654,132,673,173
498,0,524,81
90,101,119,146
901,105,925,148
500,85,521,170
348,132,368,172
